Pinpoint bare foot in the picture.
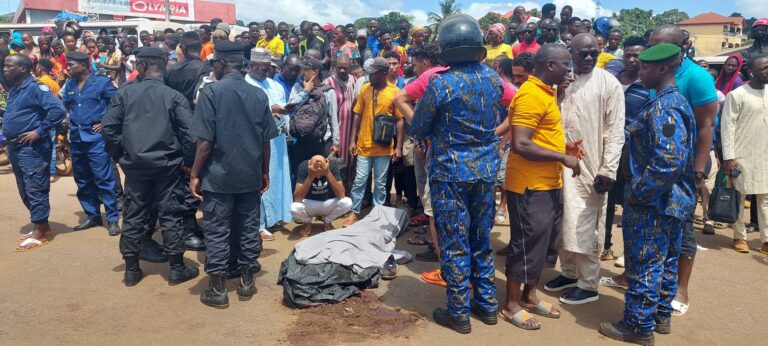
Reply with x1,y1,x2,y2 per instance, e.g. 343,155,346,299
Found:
299,223,312,237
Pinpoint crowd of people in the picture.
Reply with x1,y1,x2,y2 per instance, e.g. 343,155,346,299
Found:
1,3,767,344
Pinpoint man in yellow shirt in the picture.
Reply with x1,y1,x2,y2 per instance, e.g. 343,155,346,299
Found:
257,20,285,59
500,44,582,330
343,58,405,226
484,23,513,64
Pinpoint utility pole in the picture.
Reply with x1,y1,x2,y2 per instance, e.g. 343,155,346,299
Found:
165,0,170,21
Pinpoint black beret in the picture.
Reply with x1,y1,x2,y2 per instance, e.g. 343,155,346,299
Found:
214,40,243,54
136,47,167,59
65,51,89,62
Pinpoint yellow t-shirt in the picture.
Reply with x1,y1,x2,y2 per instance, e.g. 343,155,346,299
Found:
596,52,616,69
505,75,565,194
37,75,60,97
352,82,403,157
484,44,513,63
257,37,285,57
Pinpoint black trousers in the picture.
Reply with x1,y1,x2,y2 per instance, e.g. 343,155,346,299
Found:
145,174,200,233
119,169,186,258
201,191,262,275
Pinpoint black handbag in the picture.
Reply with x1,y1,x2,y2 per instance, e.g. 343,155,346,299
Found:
371,88,395,145
707,172,741,224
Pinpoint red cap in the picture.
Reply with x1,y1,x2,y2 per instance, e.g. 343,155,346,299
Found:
754,18,768,27
41,26,54,34
322,23,335,31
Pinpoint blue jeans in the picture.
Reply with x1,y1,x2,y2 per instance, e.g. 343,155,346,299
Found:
350,155,390,213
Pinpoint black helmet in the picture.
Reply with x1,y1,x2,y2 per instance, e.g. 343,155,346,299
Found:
437,14,486,64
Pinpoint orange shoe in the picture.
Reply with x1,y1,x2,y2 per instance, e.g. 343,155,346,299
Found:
342,214,358,228
422,268,446,287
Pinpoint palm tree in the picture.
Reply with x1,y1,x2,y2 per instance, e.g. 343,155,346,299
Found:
428,0,461,29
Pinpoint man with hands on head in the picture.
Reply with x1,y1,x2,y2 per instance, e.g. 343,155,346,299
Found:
292,155,352,237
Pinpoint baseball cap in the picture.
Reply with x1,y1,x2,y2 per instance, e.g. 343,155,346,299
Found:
365,57,389,74
322,23,335,31
356,29,368,38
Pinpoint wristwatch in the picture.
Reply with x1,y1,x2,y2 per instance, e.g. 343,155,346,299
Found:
694,171,706,180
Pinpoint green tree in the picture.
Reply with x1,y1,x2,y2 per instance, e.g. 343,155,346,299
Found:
377,11,415,32
354,17,374,30
236,19,245,27
613,8,654,37
653,9,689,27
428,0,461,29
478,12,508,31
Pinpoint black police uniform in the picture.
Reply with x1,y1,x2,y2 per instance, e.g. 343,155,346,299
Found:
101,48,197,285
191,70,278,277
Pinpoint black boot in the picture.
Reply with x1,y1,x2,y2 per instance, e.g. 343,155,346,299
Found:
139,237,168,263
108,222,121,236
237,267,256,300
201,274,229,308
184,216,206,251
74,217,103,231
599,321,655,346
168,254,199,286
654,315,671,334
124,256,143,287
433,308,471,334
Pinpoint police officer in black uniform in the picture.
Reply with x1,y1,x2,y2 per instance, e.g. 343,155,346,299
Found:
3,53,66,251
102,48,199,287
191,41,278,308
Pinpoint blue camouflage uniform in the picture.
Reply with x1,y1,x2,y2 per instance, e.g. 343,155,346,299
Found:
2,76,66,224
410,62,504,321
61,73,119,224
622,86,696,333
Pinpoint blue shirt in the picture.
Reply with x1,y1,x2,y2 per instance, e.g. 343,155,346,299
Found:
274,73,298,103
368,36,381,58
674,58,718,108
623,80,651,129
61,73,118,142
2,76,66,139
410,62,504,182
626,86,696,220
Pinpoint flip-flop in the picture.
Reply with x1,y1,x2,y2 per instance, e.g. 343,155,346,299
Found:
413,227,427,234
599,276,628,290
523,300,560,319
499,310,541,330
407,235,430,245
259,230,275,241
15,238,49,252
671,299,689,316
17,231,33,242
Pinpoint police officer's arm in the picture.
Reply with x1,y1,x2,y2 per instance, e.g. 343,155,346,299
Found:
190,87,217,200
23,84,66,142
631,107,688,204
171,93,195,167
409,79,443,139
102,91,125,161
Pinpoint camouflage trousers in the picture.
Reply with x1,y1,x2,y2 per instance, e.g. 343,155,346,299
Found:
621,206,683,333
430,180,497,321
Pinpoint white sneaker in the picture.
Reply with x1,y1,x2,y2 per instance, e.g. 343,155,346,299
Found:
614,255,625,268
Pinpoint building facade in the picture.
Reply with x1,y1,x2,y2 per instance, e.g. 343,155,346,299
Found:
13,0,236,24
678,12,746,56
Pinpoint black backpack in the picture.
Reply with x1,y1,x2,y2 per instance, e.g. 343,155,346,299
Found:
290,85,330,142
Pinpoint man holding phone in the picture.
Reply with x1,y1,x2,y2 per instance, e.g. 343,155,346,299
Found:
544,33,625,305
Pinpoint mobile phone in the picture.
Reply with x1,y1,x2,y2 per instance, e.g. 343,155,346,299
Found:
731,168,741,178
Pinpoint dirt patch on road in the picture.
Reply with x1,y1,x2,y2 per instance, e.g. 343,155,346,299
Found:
287,291,422,345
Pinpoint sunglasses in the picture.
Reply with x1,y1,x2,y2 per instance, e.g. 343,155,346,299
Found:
576,50,599,59
543,28,559,32
521,30,534,34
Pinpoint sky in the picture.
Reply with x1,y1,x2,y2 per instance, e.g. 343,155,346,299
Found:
4,0,765,26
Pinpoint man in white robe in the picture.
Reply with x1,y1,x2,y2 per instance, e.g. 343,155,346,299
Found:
721,54,768,254
544,34,625,304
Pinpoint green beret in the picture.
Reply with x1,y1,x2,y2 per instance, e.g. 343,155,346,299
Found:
639,43,681,63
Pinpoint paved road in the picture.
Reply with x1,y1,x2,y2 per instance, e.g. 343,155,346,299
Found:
1,167,766,345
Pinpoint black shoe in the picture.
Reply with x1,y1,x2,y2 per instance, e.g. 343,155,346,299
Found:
201,274,229,308
599,322,654,345
183,231,206,251
654,315,671,334
381,255,397,280
544,275,578,292
73,217,103,231
237,267,256,301
416,245,439,262
702,223,715,235
225,266,241,279
124,256,143,287
433,308,471,334
139,238,168,263
470,301,497,325
108,222,121,236
560,287,599,305
168,254,200,286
